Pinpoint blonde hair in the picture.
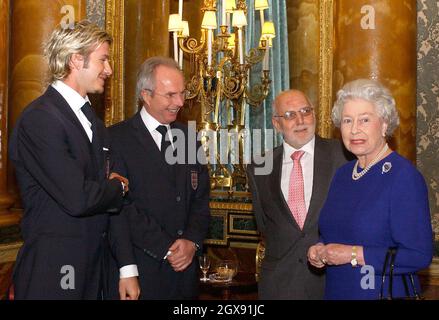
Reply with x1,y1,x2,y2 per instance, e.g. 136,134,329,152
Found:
44,20,112,82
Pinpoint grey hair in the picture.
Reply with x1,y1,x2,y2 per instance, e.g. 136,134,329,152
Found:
332,79,400,137
136,56,181,105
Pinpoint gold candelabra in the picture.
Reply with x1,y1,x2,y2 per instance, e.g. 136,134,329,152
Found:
168,0,275,196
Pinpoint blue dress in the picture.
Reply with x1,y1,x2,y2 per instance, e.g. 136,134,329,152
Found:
319,152,433,300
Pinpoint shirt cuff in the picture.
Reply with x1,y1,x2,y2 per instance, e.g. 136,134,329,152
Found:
119,264,138,279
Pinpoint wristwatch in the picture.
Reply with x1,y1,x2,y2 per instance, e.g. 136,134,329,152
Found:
350,246,358,267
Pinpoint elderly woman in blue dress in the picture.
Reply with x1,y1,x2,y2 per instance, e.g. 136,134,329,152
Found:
307,79,433,299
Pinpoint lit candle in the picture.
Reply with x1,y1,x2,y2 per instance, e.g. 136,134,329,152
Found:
238,28,244,64
226,13,231,31
179,48,183,69
259,10,265,31
264,41,269,70
222,0,227,26
207,29,212,66
173,32,178,64
178,0,183,17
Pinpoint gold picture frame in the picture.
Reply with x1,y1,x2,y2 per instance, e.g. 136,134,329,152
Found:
318,0,335,139
104,0,125,126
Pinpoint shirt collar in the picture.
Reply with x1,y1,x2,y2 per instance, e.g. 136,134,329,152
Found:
283,136,315,162
51,80,90,112
140,107,170,134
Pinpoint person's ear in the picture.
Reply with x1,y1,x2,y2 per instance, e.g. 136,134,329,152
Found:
141,89,152,106
381,121,388,137
70,53,84,70
272,117,281,133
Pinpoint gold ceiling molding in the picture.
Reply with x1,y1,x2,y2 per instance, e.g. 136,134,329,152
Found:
318,0,334,139
104,0,125,126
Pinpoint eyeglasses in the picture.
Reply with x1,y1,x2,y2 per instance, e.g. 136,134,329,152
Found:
273,106,314,121
144,89,189,101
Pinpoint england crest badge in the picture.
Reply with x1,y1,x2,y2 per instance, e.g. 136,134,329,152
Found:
191,170,198,190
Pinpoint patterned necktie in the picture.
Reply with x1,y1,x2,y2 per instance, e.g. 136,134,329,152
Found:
287,150,307,229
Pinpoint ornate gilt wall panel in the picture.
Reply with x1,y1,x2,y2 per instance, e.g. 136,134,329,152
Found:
104,0,125,126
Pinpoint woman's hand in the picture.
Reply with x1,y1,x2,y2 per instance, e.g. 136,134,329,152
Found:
321,243,362,266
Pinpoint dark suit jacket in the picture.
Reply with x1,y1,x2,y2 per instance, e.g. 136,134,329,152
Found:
247,136,349,299
108,112,210,299
9,86,126,299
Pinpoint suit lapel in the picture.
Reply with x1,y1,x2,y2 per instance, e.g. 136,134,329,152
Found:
172,123,186,195
270,146,301,230
93,121,106,179
46,86,92,147
46,87,101,178
304,136,332,230
131,113,175,181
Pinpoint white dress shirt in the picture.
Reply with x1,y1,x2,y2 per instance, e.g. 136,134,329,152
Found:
280,137,315,212
51,81,93,142
53,81,139,279
140,107,174,150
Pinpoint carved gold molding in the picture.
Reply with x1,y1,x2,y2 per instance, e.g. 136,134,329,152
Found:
104,0,125,126
210,201,253,212
318,0,334,139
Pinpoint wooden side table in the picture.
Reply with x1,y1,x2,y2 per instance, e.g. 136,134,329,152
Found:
199,272,257,300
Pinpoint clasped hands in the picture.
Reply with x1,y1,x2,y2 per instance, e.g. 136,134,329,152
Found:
307,243,356,268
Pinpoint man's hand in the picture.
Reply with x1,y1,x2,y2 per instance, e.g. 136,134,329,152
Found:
119,276,140,300
167,239,197,272
109,172,129,193
307,242,326,268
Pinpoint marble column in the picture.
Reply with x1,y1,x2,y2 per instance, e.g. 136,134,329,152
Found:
7,0,86,216
124,0,170,118
333,0,417,161
0,0,16,225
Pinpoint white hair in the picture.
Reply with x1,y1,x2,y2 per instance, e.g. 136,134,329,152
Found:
332,79,400,137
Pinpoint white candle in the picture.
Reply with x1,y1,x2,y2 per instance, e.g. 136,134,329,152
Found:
222,0,227,26
207,29,212,66
173,32,178,64
179,48,183,69
178,0,183,17
238,28,244,64
264,45,269,70
226,13,231,31
259,10,265,31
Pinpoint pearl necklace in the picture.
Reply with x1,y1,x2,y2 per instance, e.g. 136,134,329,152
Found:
352,144,389,180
